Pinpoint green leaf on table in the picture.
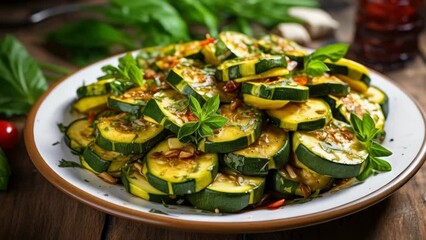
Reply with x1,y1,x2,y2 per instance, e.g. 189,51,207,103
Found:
48,19,135,49
0,35,48,116
173,0,219,36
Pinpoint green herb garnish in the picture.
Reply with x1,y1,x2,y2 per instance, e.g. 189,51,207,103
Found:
177,95,227,144
303,43,349,77
58,159,83,168
0,35,48,116
350,113,392,181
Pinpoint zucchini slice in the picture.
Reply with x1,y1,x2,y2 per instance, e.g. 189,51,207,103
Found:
95,113,168,155
219,31,258,58
223,125,290,176
166,63,237,104
142,89,189,134
233,67,289,83
122,163,181,203
325,58,371,93
241,77,309,109
144,140,219,195
201,39,233,66
198,104,263,153
267,98,332,131
73,95,109,114
154,41,204,70
186,171,266,213
293,119,368,178
76,79,114,98
82,143,139,177
307,75,349,97
365,86,389,118
336,91,386,130
292,158,334,192
64,118,95,153
267,169,307,198
216,55,287,81
257,34,307,66
107,87,153,115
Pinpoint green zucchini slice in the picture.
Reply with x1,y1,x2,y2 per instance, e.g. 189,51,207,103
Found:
64,118,95,153
73,95,109,114
166,63,238,104
95,113,168,155
241,77,309,109
267,169,307,198
144,140,219,195
198,104,263,153
233,67,289,83
223,125,290,176
257,34,307,65
293,119,368,178
216,55,287,81
365,86,389,118
325,58,371,93
82,143,139,176
107,87,153,115
219,31,258,58
76,79,114,98
122,163,181,203
307,75,349,97
267,98,332,131
154,41,204,70
201,39,233,66
336,91,386,130
142,89,189,134
186,171,266,213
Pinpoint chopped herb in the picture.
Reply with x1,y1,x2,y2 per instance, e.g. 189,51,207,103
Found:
52,141,60,146
288,189,321,204
149,209,169,215
58,159,83,168
57,123,67,133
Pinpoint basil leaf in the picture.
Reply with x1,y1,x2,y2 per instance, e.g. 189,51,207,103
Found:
369,142,392,157
198,124,214,138
204,115,228,129
350,113,365,139
202,95,220,117
362,114,378,140
357,159,373,181
0,35,48,116
173,0,219,36
178,122,200,140
189,96,203,119
128,64,144,87
308,43,349,62
370,156,392,171
304,59,329,77
48,19,135,49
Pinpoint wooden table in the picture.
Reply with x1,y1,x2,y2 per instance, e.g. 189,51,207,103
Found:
1,1,425,239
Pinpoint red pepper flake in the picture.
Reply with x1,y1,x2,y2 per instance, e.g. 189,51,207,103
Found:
200,37,215,46
171,59,180,68
267,199,285,209
88,111,95,124
293,76,308,86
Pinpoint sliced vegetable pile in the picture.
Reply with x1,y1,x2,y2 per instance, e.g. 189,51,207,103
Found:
62,31,392,213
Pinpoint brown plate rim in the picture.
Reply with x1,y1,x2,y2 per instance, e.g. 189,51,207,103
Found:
24,58,426,233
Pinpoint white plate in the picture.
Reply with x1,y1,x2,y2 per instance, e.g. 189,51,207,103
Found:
25,54,426,233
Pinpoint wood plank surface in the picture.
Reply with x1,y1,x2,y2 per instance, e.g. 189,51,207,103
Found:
0,1,425,239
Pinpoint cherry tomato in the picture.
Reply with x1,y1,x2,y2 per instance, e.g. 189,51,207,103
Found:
0,120,19,150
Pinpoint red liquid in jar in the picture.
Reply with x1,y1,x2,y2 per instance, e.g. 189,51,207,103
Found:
352,0,424,68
